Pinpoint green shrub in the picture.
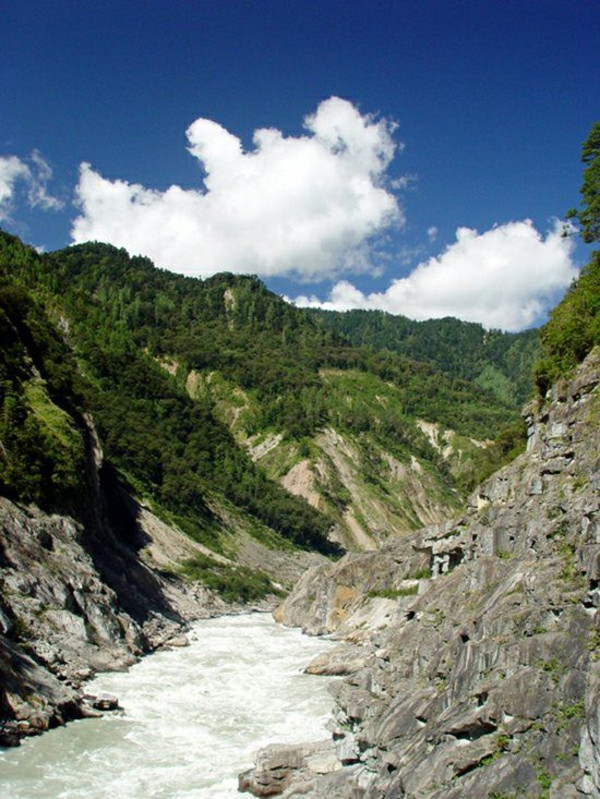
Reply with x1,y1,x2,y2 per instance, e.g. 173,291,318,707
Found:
367,585,418,599
179,554,281,603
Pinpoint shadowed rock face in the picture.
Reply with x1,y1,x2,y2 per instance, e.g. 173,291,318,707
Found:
262,349,600,798
0,496,194,744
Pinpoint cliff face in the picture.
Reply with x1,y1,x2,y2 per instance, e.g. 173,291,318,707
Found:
0,498,139,741
0,485,221,746
265,349,600,798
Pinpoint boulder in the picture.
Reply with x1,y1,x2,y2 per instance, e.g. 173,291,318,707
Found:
91,692,119,711
239,740,334,796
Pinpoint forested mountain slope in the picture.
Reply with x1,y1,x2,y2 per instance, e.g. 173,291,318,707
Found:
307,307,541,407
0,234,336,556
1,232,525,549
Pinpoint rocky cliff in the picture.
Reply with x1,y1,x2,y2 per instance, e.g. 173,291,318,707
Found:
0,483,226,746
245,349,600,797
0,437,321,748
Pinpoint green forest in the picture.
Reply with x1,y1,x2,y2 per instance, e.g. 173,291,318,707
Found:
0,236,336,554
308,308,541,407
0,229,524,562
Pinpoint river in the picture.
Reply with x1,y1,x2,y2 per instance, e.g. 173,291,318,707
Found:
0,613,336,798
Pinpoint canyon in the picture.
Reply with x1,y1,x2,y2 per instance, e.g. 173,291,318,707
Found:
243,348,600,797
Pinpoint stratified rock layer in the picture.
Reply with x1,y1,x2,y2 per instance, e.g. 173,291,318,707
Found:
260,349,600,798
0,495,212,744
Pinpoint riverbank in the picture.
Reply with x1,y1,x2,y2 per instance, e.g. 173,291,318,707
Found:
242,350,600,798
0,479,324,748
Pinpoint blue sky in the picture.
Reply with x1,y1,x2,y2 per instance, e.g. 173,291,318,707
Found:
1,0,598,330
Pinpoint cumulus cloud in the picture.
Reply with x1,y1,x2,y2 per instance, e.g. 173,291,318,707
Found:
71,97,403,279
291,220,577,331
0,151,62,221
0,156,29,220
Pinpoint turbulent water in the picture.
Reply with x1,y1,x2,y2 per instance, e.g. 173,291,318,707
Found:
0,613,336,798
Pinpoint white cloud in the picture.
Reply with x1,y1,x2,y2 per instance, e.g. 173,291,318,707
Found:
0,151,63,221
0,156,29,220
291,220,577,331
427,225,438,242
27,150,64,212
390,174,417,191
71,97,403,279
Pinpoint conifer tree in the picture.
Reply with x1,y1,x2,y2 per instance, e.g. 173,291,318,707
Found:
567,121,600,243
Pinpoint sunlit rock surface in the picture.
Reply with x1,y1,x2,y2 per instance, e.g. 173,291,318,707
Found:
262,349,600,798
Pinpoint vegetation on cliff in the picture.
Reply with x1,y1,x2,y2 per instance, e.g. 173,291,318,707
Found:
536,120,600,392
535,248,600,392
567,120,600,244
0,277,88,510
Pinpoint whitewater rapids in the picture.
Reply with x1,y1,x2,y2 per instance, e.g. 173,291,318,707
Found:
0,613,335,798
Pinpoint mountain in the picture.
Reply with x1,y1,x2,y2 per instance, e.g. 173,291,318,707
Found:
1,232,527,550
0,233,337,555
0,229,532,742
0,224,552,744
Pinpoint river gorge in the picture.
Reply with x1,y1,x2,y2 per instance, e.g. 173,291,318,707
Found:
0,614,334,798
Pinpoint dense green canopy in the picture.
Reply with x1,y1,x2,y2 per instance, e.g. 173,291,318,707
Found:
567,121,600,244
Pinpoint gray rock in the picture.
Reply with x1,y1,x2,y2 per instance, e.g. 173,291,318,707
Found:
304,644,368,676
239,740,333,796
269,349,600,799
91,692,119,711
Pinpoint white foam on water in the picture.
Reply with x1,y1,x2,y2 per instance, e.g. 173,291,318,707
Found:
0,613,336,798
